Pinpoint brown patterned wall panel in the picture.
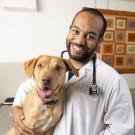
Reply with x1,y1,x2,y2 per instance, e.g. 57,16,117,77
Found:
97,9,135,73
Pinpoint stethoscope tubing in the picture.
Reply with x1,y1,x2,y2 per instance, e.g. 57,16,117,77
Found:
60,50,98,95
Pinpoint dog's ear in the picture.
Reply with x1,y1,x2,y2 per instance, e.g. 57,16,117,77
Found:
63,59,79,77
24,58,38,78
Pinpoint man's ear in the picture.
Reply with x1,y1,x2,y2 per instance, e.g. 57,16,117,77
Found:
63,58,79,77
24,58,38,78
99,37,103,43
96,37,103,49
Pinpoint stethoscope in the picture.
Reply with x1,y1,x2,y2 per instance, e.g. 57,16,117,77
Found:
61,50,99,95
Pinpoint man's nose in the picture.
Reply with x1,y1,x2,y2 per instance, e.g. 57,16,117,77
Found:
75,34,86,45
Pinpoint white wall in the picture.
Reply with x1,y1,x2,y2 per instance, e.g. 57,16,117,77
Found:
0,0,135,134
0,0,135,95
0,0,96,101
0,0,95,62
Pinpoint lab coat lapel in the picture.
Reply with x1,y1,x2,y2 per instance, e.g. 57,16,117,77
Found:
65,60,93,87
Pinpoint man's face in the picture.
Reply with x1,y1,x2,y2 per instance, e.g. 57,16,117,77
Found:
66,11,103,62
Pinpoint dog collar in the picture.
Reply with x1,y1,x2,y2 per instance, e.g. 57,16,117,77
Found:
40,100,59,112
44,100,59,105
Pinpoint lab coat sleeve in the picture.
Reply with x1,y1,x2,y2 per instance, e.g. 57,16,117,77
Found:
99,77,134,135
13,78,34,107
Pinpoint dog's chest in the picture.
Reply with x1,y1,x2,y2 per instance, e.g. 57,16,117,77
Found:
34,113,53,133
25,103,63,134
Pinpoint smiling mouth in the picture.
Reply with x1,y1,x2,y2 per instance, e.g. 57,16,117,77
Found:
73,44,84,51
70,43,87,55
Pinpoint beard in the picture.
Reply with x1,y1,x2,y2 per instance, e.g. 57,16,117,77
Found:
66,40,98,62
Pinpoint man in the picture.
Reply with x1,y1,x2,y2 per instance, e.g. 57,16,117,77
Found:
12,8,134,135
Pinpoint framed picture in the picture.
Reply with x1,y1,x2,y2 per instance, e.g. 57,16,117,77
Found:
116,18,126,30
127,18,135,31
126,31,135,44
103,31,114,42
102,55,114,67
115,44,125,54
115,30,126,43
124,55,135,67
1,0,37,11
114,55,124,67
105,16,115,30
126,44,135,54
97,8,135,73
101,42,114,54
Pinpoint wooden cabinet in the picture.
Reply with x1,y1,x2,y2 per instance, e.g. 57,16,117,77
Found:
108,0,135,12
95,0,135,12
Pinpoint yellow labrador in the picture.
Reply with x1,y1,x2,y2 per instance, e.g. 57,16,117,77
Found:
7,55,78,135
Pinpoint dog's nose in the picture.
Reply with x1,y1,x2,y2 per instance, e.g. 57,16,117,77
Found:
42,76,51,85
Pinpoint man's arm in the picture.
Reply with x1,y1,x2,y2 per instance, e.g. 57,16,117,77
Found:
99,77,134,135
13,78,34,107
11,106,33,135
12,78,34,135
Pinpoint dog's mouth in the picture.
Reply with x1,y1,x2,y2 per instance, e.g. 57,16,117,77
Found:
37,84,61,105
39,87,53,100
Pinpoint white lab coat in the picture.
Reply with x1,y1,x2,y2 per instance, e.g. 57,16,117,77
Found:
13,58,134,135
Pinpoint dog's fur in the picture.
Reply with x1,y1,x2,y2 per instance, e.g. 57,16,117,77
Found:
7,55,78,135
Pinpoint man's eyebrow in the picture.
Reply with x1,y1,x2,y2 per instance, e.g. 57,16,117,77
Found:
70,25,80,30
71,25,97,36
87,32,96,36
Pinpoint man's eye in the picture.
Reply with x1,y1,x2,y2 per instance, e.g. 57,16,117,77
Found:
86,34,95,40
71,29,79,35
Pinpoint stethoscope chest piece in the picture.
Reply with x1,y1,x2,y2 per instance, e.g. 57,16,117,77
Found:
89,84,99,95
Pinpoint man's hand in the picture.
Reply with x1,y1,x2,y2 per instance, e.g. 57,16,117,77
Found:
11,106,33,135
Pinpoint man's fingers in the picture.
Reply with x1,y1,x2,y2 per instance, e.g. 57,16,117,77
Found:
20,115,25,120
11,106,33,135
14,116,33,135
16,126,33,135
18,120,33,135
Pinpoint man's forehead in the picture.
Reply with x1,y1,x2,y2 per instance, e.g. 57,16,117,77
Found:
74,11,102,22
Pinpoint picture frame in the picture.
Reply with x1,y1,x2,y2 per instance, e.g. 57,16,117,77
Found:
105,16,115,30
126,31,135,44
101,42,114,54
97,8,135,73
115,44,125,54
126,44,135,54
124,55,135,67
127,18,135,31
102,55,114,67
116,18,127,30
115,30,126,43
103,31,114,42
114,55,124,67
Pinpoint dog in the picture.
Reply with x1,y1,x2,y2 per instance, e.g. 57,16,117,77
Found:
7,55,79,135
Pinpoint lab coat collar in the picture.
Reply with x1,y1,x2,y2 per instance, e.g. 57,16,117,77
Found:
65,59,93,86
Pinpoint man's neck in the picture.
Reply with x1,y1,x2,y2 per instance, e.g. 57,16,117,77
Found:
69,58,88,70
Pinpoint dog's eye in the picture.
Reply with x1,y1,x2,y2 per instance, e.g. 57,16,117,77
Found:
55,65,62,71
37,64,43,69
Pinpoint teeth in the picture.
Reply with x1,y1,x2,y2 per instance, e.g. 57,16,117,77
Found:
73,44,83,51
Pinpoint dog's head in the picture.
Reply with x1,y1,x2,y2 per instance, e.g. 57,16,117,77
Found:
24,55,79,103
